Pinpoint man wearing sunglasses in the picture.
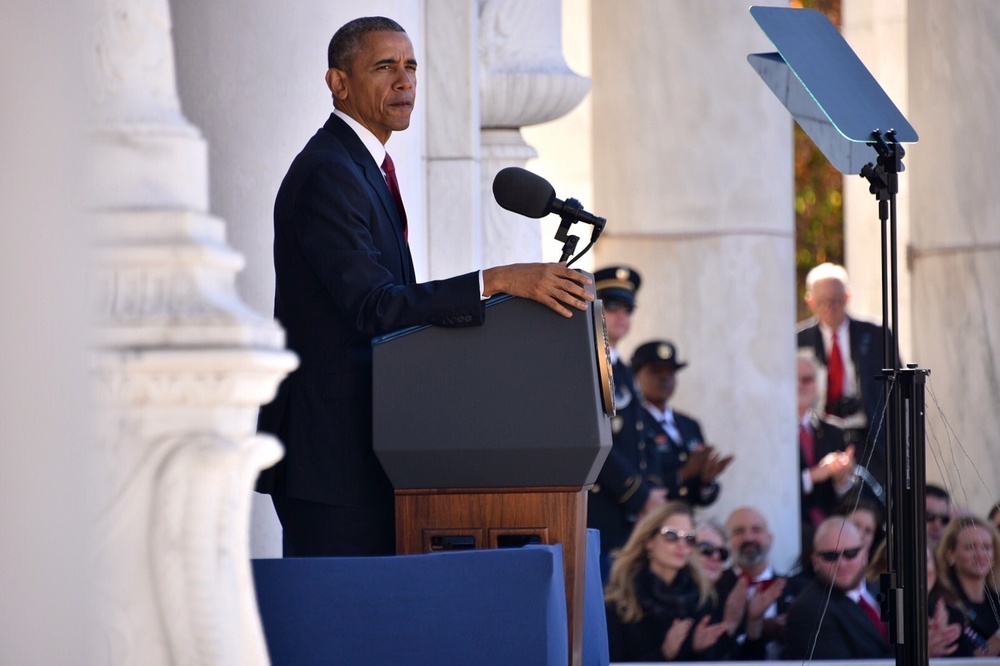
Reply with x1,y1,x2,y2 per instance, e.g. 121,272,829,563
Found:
785,517,892,660
925,483,952,547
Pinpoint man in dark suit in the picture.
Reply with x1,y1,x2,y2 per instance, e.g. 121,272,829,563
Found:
585,266,666,578
715,507,799,659
631,340,732,505
796,349,858,555
797,262,890,497
785,516,892,659
256,17,593,557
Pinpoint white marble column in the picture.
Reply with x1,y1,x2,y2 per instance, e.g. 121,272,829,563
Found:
906,0,1000,515
479,0,590,267
87,0,297,663
589,0,800,569
0,3,93,663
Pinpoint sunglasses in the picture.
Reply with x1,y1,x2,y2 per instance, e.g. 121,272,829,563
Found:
815,546,863,563
696,542,730,560
926,511,951,526
658,527,697,546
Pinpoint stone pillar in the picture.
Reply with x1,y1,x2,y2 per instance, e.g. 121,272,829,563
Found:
589,0,800,568
907,0,1000,514
87,0,297,663
480,0,590,267
0,3,92,663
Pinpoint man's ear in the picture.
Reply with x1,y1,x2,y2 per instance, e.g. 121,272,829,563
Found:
326,68,348,100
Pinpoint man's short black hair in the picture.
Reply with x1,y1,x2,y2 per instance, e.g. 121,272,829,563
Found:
926,483,950,502
328,16,406,71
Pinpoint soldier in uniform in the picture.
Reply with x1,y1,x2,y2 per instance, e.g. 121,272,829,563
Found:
631,340,732,506
586,266,667,580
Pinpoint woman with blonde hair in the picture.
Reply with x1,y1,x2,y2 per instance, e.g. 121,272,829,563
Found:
937,513,1000,657
604,502,745,661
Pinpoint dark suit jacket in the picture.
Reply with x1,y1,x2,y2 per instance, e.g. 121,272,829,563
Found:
784,579,892,660
799,412,847,528
797,316,890,487
257,114,484,507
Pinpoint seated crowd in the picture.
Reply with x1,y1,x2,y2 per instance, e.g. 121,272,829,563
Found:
589,264,1000,661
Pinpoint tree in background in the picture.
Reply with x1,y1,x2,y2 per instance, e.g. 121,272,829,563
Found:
793,0,843,321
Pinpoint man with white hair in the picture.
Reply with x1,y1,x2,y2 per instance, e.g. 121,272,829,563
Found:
797,263,890,494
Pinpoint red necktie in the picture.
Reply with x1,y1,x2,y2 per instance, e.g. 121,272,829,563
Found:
826,332,845,404
799,423,816,467
858,595,889,644
382,153,407,240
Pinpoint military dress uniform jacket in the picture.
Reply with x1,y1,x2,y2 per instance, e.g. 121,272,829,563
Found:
639,407,719,506
587,360,662,557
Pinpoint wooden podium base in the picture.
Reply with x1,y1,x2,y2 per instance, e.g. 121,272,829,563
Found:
395,486,589,666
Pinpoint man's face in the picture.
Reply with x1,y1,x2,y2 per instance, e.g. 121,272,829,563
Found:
635,363,677,407
812,522,867,592
328,31,416,144
727,508,772,569
797,357,819,416
806,278,848,329
602,300,632,348
926,495,951,545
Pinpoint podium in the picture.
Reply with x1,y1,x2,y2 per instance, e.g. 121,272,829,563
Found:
373,283,613,666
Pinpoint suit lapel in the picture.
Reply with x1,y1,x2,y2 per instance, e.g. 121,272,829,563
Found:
324,114,413,281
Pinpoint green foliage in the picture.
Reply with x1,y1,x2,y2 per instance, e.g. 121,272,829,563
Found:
793,0,843,321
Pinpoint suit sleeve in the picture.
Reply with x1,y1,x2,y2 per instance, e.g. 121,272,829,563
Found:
291,159,484,337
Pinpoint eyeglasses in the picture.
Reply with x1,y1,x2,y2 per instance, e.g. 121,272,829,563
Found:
815,546,863,563
926,511,951,526
696,542,729,560
814,297,846,308
798,375,817,385
658,528,697,546
603,301,634,315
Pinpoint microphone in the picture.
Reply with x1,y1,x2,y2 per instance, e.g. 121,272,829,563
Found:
492,167,605,227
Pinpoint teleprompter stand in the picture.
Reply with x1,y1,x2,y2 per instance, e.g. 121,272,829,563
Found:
372,280,614,666
748,7,926,665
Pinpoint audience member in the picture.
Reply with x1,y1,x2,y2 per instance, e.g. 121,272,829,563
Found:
587,266,667,579
839,496,885,561
694,521,729,584
796,349,857,554
631,340,732,506
717,507,794,659
604,502,743,661
864,539,969,657
784,517,892,660
990,502,1000,533
926,483,952,548
926,544,972,657
797,263,891,493
937,514,1000,656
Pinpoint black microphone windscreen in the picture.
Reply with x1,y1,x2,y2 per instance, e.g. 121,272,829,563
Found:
492,167,555,219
